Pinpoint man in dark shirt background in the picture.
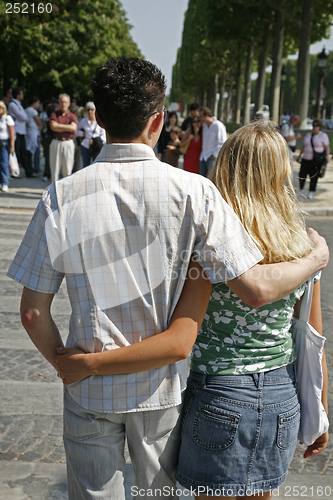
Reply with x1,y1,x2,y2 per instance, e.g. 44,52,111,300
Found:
49,93,77,182
181,102,199,134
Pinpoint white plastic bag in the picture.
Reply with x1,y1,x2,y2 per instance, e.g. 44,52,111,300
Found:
291,276,329,446
9,152,20,177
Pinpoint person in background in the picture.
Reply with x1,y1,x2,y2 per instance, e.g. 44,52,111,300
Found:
280,114,301,154
76,102,106,167
181,103,199,135
2,88,12,107
40,102,53,182
49,93,77,182
25,96,42,174
181,114,202,174
296,119,330,200
199,106,227,177
164,125,182,168
0,101,15,192
8,87,35,178
158,110,178,161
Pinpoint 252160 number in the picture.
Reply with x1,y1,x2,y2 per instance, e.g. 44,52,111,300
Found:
6,3,53,14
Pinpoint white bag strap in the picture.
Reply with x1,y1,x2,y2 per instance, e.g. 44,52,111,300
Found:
299,275,315,322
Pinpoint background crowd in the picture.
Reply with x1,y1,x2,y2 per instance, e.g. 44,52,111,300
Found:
0,89,330,203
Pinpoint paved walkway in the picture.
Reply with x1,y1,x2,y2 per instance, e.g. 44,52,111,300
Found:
0,154,332,499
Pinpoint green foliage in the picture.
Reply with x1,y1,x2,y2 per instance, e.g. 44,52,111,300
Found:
0,0,142,101
172,0,333,117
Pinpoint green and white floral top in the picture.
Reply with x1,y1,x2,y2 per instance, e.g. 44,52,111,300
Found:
191,273,320,375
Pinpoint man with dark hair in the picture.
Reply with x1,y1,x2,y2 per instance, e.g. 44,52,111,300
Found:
199,105,227,177
8,57,329,499
8,87,35,177
181,102,199,132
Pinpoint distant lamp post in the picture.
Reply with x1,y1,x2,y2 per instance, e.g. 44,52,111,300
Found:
279,66,287,123
316,47,328,119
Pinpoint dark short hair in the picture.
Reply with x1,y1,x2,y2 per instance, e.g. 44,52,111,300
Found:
199,106,212,117
189,103,199,111
312,119,322,128
12,87,24,99
90,57,166,140
170,126,181,135
28,96,40,106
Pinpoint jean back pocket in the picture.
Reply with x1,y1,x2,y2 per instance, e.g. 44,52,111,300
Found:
277,404,300,450
193,402,241,450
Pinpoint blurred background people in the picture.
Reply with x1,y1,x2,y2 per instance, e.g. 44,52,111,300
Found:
8,87,34,178
199,106,227,177
164,125,182,167
296,119,330,200
0,101,15,192
25,96,42,175
158,111,178,161
76,102,106,167
181,102,199,135
181,114,202,174
49,93,77,182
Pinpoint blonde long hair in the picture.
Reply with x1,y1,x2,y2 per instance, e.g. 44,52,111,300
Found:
209,120,313,264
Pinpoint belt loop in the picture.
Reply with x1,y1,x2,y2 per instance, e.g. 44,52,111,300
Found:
258,371,264,389
201,374,207,388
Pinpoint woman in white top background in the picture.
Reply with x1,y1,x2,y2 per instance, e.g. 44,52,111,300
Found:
0,101,15,192
76,102,106,168
296,119,330,200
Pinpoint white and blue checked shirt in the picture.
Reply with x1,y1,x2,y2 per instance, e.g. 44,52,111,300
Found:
8,143,262,413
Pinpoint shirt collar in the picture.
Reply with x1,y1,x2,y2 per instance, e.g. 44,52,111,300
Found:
94,142,157,163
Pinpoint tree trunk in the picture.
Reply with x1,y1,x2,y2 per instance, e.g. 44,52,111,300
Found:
233,58,242,129
254,23,272,115
296,0,314,129
224,81,232,125
269,9,285,123
213,73,219,117
218,73,226,122
243,40,254,125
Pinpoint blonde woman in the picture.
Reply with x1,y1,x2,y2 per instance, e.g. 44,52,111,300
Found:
175,120,328,499
54,121,329,498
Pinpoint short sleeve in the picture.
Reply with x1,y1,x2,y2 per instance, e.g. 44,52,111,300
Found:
6,115,14,127
280,123,290,137
322,133,329,146
7,186,64,293
49,111,57,122
192,182,263,283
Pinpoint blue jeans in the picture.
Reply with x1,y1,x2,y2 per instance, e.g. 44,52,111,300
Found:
15,133,34,177
33,135,41,173
0,143,9,186
81,145,94,168
63,387,182,499
176,364,300,495
199,156,216,177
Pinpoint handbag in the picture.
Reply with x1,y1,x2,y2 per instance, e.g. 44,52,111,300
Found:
179,138,190,155
319,163,326,178
291,276,329,446
310,135,326,167
9,152,20,177
89,123,103,159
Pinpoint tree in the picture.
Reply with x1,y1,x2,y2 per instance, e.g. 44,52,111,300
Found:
0,0,142,101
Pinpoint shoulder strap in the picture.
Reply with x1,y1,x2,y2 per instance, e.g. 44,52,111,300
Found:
310,134,315,152
299,275,314,322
